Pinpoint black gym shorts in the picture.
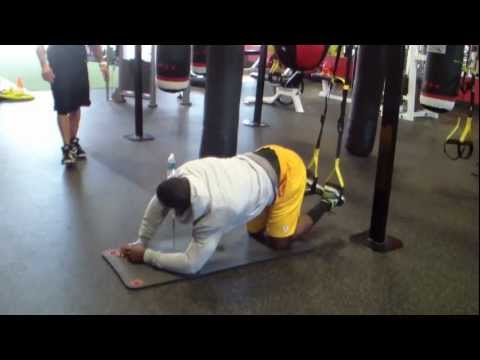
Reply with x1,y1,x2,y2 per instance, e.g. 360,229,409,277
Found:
47,45,91,115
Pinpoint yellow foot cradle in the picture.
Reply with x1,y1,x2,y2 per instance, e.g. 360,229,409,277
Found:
0,77,34,101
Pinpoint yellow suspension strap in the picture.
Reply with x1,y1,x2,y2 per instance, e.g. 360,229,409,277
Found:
270,57,281,74
444,116,473,160
266,57,283,84
323,45,353,194
306,45,336,195
444,45,476,160
306,45,351,196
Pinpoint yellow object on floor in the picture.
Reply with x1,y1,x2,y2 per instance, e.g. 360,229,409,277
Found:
0,76,34,101
0,87,34,101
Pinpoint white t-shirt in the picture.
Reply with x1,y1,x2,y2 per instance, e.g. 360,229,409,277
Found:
138,155,274,274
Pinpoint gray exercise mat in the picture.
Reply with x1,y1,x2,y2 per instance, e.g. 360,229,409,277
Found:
103,233,315,289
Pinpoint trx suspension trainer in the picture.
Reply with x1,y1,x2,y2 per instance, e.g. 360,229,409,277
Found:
443,45,478,161
306,45,353,196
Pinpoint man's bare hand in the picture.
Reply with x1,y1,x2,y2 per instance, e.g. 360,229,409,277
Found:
41,64,55,83
120,243,146,264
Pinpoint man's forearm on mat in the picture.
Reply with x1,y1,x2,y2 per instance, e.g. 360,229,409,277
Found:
143,232,221,275
137,196,169,245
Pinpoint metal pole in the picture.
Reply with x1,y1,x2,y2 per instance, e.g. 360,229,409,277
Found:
351,45,358,87
124,45,154,142
112,45,126,103
149,45,157,108
134,45,143,136
105,45,110,102
106,68,110,101
243,45,269,127
401,45,416,121
178,45,193,106
350,45,405,252
181,84,192,106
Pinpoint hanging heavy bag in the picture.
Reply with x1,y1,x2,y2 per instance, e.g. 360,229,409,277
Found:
157,45,191,92
420,45,464,113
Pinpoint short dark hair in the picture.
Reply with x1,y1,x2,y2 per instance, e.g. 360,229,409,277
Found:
156,177,191,210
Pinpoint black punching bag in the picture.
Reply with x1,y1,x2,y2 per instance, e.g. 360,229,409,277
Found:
156,45,191,92
193,45,208,75
346,46,386,157
200,46,244,158
420,45,464,113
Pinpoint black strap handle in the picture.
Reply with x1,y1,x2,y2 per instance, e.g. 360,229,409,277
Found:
444,139,474,160
459,141,474,159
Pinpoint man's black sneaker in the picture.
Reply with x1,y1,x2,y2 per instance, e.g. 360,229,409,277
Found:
71,137,87,160
61,144,76,165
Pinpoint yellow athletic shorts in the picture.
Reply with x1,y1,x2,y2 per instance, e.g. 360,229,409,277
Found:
246,144,307,238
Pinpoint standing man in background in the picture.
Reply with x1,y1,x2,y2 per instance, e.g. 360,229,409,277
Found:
36,45,109,166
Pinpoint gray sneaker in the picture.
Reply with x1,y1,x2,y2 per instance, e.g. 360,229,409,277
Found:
322,184,345,209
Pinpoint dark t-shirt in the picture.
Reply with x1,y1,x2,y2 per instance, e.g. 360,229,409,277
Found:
47,45,87,63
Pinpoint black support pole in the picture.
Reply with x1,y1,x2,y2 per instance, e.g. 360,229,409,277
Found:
199,45,244,158
243,44,268,127
124,45,154,142
350,45,405,252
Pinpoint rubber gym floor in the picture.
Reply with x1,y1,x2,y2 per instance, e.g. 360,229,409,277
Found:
0,77,478,315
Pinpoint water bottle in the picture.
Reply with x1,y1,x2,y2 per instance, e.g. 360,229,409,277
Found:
167,153,176,179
